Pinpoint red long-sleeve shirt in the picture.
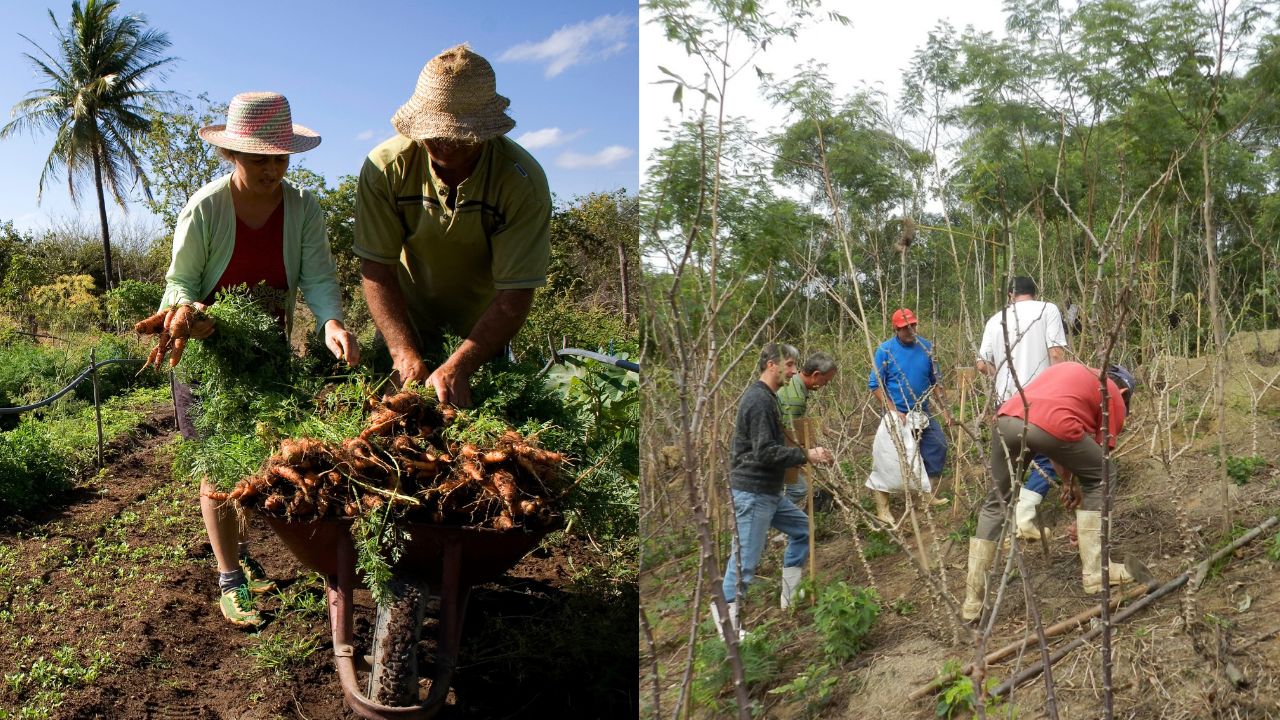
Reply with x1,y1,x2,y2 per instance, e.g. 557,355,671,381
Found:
997,362,1127,447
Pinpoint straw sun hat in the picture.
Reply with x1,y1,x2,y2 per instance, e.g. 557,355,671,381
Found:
198,91,321,155
391,44,516,143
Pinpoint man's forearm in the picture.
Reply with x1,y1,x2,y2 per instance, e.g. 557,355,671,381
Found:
443,288,534,376
361,260,420,358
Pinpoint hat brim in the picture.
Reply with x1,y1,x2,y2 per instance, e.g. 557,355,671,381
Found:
390,97,515,142
198,124,322,155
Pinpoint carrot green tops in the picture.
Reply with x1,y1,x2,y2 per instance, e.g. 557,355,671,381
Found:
353,135,551,347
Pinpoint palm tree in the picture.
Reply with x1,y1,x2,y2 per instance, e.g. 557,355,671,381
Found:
1,0,174,289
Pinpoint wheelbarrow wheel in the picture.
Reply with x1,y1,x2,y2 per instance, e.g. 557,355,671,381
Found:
368,575,430,707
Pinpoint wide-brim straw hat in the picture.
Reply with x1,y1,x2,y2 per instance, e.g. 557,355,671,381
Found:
199,91,321,155
391,44,516,143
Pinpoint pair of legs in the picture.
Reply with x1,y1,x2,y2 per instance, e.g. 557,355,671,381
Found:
722,489,809,603
962,416,1131,620
175,379,273,626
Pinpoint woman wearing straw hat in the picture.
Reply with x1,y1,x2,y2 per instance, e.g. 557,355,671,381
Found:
160,91,359,627
355,44,551,408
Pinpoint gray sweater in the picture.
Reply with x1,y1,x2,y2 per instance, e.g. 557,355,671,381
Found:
729,381,808,495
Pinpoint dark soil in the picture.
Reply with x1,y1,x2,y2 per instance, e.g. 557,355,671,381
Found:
0,405,638,719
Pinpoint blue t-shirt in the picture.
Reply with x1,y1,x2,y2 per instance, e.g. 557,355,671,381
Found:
867,335,938,412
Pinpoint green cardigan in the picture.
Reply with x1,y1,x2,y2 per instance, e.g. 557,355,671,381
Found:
160,174,344,335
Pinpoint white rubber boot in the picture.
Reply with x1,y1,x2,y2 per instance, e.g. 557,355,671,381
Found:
780,566,803,609
1076,510,1133,594
873,490,894,525
1015,489,1047,541
962,537,996,622
710,600,744,641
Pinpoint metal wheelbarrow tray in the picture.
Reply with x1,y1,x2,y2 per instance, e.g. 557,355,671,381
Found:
261,513,556,719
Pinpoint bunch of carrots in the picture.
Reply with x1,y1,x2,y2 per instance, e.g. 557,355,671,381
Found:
205,390,563,531
134,303,210,371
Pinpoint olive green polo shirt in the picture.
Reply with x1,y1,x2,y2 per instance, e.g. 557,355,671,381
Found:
354,134,551,348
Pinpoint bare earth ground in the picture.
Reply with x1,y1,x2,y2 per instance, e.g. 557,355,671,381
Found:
643,337,1280,719
0,407,637,719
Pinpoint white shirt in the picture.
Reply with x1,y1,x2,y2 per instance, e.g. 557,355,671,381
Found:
977,299,1068,402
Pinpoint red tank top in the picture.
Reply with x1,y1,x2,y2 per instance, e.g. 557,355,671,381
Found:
205,201,288,322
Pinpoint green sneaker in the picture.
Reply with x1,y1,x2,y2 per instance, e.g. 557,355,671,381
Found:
239,555,277,595
219,584,263,628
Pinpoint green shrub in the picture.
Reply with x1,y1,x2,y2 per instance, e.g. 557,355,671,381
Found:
862,530,899,560
103,280,163,330
515,291,636,363
933,659,1017,719
1226,455,1266,486
812,581,878,662
0,421,71,516
29,275,102,333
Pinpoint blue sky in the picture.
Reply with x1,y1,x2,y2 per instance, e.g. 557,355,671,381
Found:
0,0,638,234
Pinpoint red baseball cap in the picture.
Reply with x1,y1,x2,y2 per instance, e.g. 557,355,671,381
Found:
892,308,918,329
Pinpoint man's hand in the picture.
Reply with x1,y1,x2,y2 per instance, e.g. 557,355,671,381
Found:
427,360,472,408
390,347,428,389
323,320,360,366
1060,479,1083,510
806,447,834,466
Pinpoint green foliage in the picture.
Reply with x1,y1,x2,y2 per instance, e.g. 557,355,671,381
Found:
172,288,312,490
0,421,72,517
138,95,227,232
1267,532,1280,563
102,280,163,331
1226,455,1267,486
243,630,321,677
861,529,899,560
544,357,639,546
812,581,879,662
28,275,101,333
933,659,1015,719
517,290,636,363
692,629,781,712
3,645,112,710
351,509,409,607
767,661,840,718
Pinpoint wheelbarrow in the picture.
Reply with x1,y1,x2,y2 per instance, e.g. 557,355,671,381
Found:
261,514,556,719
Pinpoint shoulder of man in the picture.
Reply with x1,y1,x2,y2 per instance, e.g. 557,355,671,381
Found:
489,136,551,199
363,135,419,177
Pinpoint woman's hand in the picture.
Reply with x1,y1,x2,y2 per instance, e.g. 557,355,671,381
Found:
323,320,360,366
188,302,215,339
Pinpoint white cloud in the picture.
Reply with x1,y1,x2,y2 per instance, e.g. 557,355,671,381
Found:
355,129,376,141
514,127,586,150
556,145,633,170
500,14,632,78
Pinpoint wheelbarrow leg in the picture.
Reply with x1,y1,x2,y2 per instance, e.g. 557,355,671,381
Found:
425,540,470,709
327,535,365,709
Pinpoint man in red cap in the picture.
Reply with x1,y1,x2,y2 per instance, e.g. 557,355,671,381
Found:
866,308,954,522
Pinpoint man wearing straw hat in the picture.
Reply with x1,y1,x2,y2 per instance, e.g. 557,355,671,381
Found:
355,44,550,407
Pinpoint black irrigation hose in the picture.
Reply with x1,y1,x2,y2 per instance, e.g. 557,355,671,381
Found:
0,358,145,415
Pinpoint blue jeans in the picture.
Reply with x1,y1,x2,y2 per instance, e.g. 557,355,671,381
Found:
722,489,809,602
918,415,948,478
1025,454,1056,495
784,475,807,506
